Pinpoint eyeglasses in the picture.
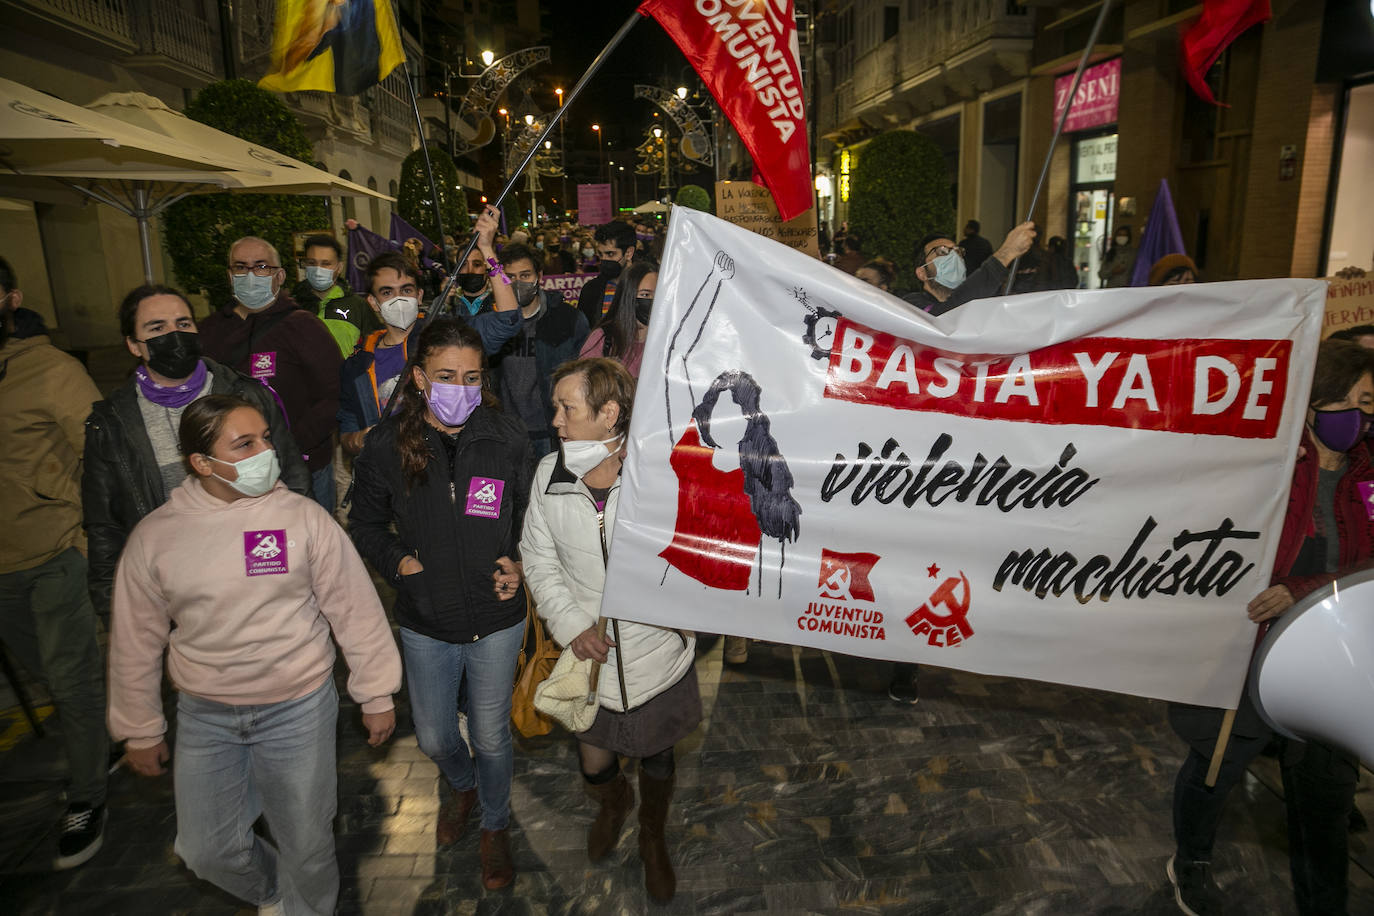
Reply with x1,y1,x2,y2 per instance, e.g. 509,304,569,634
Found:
230,262,280,276
924,245,964,261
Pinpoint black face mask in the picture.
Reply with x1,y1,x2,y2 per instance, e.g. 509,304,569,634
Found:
598,259,623,280
140,330,202,379
513,279,540,307
635,297,653,326
457,272,487,294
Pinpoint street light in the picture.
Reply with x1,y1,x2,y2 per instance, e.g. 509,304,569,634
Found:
652,127,669,199
676,86,688,100
481,49,494,67
524,113,534,126
592,123,604,182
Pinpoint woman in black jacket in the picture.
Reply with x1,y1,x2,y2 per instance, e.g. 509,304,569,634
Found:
83,284,310,619
348,317,532,891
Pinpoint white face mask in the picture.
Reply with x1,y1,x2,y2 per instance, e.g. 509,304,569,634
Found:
208,449,280,497
378,295,419,330
561,434,622,478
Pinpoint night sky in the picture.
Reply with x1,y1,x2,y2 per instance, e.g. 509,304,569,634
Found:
538,2,694,181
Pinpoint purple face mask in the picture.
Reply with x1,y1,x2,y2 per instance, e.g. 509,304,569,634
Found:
424,376,482,427
1310,406,1373,453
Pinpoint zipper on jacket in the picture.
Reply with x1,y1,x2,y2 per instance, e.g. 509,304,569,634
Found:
597,510,630,710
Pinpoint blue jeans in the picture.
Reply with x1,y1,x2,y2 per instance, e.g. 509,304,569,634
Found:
173,679,339,916
400,620,524,830
310,464,335,515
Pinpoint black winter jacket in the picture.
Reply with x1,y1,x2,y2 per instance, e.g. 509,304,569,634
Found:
82,358,311,616
348,405,533,643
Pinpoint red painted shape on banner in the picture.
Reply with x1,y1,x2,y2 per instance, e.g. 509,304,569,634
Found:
823,319,1290,439
659,420,763,591
905,571,974,647
818,548,880,602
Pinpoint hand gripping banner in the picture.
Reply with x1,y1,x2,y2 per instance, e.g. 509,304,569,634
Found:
599,208,1325,709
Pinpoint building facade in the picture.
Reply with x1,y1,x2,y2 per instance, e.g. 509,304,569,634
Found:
812,0,1373,288
0,0,425,348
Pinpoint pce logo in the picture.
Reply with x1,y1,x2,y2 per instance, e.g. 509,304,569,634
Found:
251,533,282,560
905,563,973,647
473,481,499,504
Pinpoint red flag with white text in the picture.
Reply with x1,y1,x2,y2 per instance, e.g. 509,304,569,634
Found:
639,0,813,221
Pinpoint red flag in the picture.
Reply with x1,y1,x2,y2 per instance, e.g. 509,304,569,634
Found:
1180,0,1271,106
640,0,813,221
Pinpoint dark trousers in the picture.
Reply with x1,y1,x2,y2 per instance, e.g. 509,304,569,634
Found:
0,548,108,806
1173,728,1357,915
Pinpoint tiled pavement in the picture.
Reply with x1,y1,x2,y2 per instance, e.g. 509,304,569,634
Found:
2,636,1371,915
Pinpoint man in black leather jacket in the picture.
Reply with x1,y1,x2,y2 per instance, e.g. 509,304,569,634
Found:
82,284,309,618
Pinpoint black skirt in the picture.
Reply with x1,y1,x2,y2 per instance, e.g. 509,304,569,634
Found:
580,666,702,758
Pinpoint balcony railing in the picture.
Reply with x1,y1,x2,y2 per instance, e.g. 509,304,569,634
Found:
2,0,136,49
137,0,216,75
369,71,414,153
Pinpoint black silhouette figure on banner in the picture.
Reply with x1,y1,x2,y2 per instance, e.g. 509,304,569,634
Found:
658,370,802,596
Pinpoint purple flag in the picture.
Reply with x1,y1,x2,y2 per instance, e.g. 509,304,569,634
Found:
1130,179,1187,287
390,212,439,255
346,223,398,294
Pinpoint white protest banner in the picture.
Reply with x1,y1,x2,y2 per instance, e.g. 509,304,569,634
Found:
600,208,1324,709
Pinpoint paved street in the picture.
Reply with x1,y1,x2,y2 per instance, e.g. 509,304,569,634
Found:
2,633,1371,915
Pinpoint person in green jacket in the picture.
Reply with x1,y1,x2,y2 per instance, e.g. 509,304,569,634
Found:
292,234,380,356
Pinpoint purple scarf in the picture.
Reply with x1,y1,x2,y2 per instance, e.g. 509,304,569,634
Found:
135,360,208,409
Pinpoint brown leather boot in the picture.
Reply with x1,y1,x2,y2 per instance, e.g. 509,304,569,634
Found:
637,769,676,903
585,772,634,862
480,828,514,889
435,785,477,847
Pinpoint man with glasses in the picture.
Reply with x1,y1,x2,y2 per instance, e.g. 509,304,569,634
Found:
902,221,1037,316
199,236,343,514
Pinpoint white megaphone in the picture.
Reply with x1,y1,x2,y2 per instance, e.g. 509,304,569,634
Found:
1249,569,1374,766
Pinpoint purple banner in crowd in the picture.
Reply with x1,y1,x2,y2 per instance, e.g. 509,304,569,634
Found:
541,272,596,304
346,224,399,293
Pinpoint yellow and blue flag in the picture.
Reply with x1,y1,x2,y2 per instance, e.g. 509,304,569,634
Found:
259,0,404,95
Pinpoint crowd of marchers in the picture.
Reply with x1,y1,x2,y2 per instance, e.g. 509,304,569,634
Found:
1,202,1370,915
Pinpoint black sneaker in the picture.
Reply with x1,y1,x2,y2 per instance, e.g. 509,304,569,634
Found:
887,664,919,704
54,803,105,870
1167,855,1222,916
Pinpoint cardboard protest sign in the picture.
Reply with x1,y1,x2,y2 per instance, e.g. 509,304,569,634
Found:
1321,274,1374,338
715,180,819,258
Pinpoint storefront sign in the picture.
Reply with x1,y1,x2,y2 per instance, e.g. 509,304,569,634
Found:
1054,58,1121,133
838,149,851,203
577,183,613,225
603,208,1325,709
1322,274,1374,337
715,180,820,258
1076,134,1118,183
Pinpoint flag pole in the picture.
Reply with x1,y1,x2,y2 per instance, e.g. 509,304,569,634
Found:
380,10,644,419
399,57,447,255
1003,0,1115,295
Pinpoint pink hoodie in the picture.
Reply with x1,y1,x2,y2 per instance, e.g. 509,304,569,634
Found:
108,477,401,749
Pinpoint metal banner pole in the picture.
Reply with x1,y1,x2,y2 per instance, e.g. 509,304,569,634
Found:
1004,0,1115,295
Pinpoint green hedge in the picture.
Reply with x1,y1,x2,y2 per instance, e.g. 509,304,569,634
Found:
848,131,954,294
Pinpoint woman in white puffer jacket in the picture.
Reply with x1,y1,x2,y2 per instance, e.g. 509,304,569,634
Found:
519,357,698,905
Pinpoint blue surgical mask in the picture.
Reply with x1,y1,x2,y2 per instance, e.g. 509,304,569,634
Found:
231,272,276,311
930,251,966,289
305,266,336,292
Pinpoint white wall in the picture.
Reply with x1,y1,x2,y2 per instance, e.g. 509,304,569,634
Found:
1327,83,1374,273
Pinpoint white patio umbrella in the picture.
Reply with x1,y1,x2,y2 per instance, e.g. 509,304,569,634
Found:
633,200,670,214
0,82,391,280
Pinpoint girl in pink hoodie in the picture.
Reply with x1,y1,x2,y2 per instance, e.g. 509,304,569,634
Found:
108,394,401,916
